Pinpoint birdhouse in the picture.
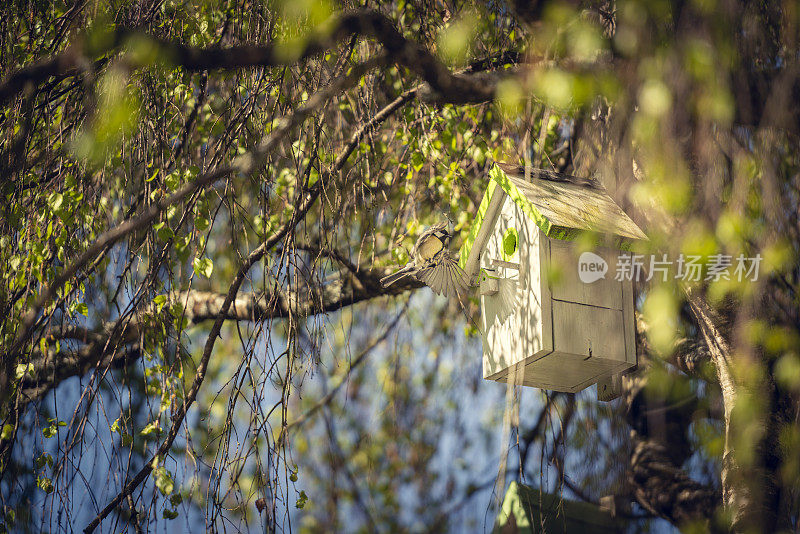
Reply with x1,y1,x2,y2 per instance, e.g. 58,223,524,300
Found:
459,163,646,395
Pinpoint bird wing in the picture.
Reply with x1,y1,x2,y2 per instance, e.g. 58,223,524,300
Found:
417,254,471,298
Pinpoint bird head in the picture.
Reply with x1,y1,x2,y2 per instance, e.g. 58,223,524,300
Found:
432,221,452,246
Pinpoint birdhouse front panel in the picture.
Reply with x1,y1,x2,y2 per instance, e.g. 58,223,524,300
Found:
463,163,643,394
479,192,552,382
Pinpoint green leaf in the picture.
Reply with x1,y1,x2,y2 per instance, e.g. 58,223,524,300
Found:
37,476,54,494
140,421,161,436
15,363,33,380
164,171,180,191
1,424,14,440
48,192,64,212
35,453,53,469
157,225,174,241
153,294,167,312
154,466,174,495
295,490,308,509
193,257,213,278
163,509,178,520
411,152,424,172
170,302,185,318
194,215,210,232
8,256,21,272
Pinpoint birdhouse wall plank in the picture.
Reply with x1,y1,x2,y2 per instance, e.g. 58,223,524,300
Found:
621,264,637,367
551,300,626,360
548,239,624,310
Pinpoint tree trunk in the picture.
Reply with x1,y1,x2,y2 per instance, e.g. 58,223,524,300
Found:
687,292,781,532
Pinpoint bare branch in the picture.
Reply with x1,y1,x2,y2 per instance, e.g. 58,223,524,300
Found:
21,266,421,403
279,304,408,437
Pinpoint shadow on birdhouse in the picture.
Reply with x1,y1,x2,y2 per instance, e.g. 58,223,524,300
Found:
459,163,647,398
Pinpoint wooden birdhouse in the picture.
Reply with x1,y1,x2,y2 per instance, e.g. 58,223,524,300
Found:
459,163,647,395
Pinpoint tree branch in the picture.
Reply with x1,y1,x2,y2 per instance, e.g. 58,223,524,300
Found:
623,370,722,529
1,9,509,107
21,267,421,403
3,55,384,393
82,48,427,529
635,313,713,380
628,430,721,526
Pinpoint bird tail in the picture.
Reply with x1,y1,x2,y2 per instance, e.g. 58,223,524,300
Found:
381,265,415,287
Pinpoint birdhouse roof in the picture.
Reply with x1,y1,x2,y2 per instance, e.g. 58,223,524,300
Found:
459,163,647,271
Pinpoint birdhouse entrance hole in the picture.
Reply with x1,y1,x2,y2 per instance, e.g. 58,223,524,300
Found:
502,227,518,259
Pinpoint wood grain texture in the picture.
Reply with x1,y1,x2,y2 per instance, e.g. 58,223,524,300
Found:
548,238,624,310
552,300,626,360
460,179,505,277
495,164,647,242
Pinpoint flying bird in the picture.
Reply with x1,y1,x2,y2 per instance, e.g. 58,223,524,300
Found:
381,222,471,298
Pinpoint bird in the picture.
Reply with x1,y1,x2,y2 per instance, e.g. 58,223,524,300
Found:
380,221,472,298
